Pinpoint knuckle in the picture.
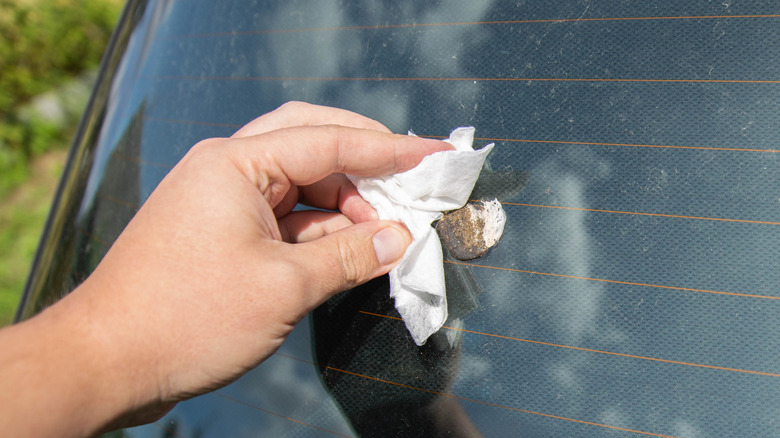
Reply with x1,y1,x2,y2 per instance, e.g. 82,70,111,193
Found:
188,137,226,157
335,237,370,287
326,124,349,171
180,137,227,167
278,100,307,113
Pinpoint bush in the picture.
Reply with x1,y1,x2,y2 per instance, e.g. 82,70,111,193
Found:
0,0,123,195
0,0,124,324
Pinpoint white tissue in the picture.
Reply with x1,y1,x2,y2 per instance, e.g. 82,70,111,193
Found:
348,127,494,345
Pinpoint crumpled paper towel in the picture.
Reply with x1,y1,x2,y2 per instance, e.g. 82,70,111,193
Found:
348,127,494,345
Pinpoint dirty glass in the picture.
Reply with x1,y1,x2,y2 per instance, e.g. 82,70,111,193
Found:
19,1,779,437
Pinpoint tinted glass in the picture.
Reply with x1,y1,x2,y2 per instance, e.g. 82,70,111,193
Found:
19,1,779,437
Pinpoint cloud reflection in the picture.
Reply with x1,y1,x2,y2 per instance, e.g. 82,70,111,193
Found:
486,149,614,347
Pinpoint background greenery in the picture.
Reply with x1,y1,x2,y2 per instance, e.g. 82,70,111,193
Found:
0,0,124,325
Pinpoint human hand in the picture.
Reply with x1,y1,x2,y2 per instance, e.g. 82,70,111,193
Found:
0,102,452,436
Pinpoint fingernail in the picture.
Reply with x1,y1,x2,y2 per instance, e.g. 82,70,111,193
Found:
373,227,407,265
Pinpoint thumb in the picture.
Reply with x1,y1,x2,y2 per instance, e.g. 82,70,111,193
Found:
292,220,411,304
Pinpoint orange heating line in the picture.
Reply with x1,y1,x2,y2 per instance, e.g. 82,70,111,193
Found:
446,260,779,301
472,137,780,153
97,192,140,210
142,115,243,129
326,365,680,438
136,116,780,154
497,202,780,225
113,150,173,169
260,351,682,436
214,392,354,438
165,14,780,38
148,75,780,85
360,310,780,378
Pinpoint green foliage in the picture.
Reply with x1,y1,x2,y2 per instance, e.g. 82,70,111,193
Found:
0,151,67,326
0,0,120,115
0,0,123,325
0,0,123,197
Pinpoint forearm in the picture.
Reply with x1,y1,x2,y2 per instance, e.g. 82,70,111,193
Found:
0,283,152,437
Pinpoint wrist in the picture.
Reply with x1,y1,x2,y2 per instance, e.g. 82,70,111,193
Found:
0,278,165,437
0,300,116,436
62,274,172,432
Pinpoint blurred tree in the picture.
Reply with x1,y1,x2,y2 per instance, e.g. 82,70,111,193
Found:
0,0,123,194
0,0,124,325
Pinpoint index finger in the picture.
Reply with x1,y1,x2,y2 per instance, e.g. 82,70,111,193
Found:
227,125,453,195
231,101,393,138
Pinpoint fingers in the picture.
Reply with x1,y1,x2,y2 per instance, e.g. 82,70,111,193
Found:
277,210,353,243
289,221,411,306
231,101,392,138
228,125,453,202
272,174,377,222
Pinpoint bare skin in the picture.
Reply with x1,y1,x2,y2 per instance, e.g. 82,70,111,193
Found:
0,102,453,437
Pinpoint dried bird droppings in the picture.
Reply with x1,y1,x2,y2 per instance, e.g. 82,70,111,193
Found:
436,199,506,260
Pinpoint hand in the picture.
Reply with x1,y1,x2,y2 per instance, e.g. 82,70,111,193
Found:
0,102,452,436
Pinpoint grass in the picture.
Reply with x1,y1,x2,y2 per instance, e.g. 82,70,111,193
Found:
0,0,123,326
0,149,67,326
